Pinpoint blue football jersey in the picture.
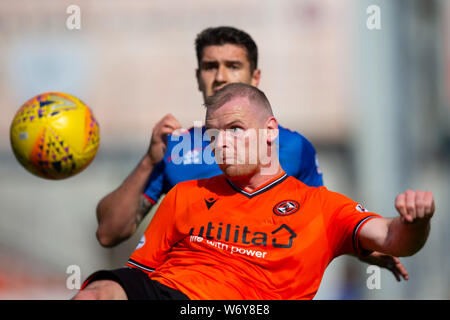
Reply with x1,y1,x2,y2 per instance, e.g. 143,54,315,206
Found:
143,125,323,204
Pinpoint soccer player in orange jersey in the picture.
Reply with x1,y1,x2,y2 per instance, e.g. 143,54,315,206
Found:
96,26,407,282
74,83,435,300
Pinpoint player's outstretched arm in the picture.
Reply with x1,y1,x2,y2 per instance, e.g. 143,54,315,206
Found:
358,190,435,257
96,114,181,247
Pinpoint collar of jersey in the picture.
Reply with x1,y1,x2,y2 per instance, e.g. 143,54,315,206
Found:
226,171,288,199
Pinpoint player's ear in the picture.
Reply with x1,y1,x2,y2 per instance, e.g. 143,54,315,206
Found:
265,117,278,144
251,69,261,87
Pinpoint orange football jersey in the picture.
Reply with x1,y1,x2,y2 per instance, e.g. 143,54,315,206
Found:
127,171,381,299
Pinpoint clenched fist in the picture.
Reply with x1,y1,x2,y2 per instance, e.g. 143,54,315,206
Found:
395,190,435,224
148,114,182,165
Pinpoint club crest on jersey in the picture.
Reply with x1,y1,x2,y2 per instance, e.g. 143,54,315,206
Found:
273,200,299,216
356,204,369,213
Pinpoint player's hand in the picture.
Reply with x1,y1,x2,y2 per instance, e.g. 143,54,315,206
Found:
361,252,409,281
148,114,182,165
395,190,435,224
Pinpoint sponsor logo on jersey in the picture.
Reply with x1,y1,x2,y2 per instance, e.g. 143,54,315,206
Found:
136,235,146,250
356,204,369,213
189,222,297,249
273,200,299,216
183,148,202,164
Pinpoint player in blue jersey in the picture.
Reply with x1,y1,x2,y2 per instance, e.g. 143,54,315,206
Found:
95,26,408,282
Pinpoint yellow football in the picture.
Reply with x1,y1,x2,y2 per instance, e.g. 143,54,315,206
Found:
10,92,100,179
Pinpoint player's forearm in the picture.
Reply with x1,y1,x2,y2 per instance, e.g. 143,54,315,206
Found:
96,154,155,247
384,216,431,257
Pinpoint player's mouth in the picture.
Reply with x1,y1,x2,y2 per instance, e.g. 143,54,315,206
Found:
214,152,237,165
223,157,237,164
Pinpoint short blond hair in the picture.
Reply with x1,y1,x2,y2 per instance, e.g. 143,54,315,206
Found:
204,83,273,118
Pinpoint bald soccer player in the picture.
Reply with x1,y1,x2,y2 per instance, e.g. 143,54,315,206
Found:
74,83,434,300
96,26,408,281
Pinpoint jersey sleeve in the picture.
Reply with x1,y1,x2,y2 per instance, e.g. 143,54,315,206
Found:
128,183,183,272
320,188,382,258
297,136,323,187
142,160,166,205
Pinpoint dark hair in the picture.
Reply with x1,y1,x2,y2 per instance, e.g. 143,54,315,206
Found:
204,83,273,117
195,26,258,72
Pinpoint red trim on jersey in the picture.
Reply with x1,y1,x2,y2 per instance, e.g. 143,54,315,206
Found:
226,171,288,198
142,193,157,205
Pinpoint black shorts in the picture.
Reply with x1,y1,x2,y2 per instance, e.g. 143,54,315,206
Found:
82,267,189,300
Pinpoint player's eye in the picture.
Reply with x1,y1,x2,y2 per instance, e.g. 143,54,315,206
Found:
228,63,241,70
201,62,218,70
230,127,244,134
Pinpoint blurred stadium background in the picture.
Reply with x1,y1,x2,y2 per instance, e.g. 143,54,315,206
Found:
0,0,449,299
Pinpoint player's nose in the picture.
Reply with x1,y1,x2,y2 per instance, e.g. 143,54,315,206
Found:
214,64,228,83
213,130,235,159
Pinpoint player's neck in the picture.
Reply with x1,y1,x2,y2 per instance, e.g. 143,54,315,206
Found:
227,162,284,192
